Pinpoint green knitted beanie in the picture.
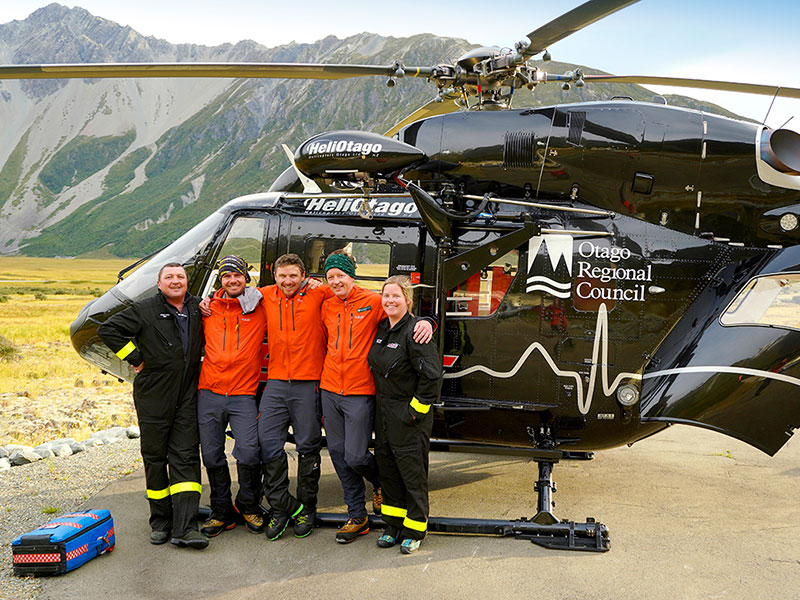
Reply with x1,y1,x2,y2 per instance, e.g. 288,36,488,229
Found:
324,254,356,278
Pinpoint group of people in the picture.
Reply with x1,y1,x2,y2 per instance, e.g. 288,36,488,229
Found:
97,251,442,555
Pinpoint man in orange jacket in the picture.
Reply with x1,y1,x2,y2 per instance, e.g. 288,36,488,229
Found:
198,255,266,537
320,252,433,543
258,253,333,540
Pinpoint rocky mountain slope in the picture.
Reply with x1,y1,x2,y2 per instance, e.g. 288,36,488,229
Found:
0,4,743,258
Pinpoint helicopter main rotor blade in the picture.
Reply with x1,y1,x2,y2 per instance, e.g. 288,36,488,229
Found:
0,62,435,81
582,74,800,99
384,97,460,137
524,0,640,58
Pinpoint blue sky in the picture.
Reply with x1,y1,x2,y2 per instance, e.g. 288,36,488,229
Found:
4,0,800,131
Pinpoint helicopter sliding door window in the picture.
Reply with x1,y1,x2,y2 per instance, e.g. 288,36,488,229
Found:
201,215,266,297
447,250,519,317
305,240,391,292
720,274,800,331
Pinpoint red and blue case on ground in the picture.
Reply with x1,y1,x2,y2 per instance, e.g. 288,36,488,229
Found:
12,509,115,576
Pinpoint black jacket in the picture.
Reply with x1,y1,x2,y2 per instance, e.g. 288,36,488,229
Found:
98,291,204,378
367,312,442,410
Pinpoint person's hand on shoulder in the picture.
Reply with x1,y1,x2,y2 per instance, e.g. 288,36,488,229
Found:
199,296,213,317
305,277,324,290
412,319,433,344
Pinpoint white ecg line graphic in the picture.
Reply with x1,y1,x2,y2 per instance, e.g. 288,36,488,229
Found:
443,303,800,415
444,304,640,414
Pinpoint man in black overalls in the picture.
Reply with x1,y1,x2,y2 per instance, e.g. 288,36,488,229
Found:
98,262,207,549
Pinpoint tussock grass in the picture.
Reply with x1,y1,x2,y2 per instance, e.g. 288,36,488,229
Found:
0,258,137,445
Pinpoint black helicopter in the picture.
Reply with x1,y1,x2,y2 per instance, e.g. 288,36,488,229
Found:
4,0,800,552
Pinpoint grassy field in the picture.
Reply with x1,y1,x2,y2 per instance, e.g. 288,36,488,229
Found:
0,256,131,294
0,257,135,446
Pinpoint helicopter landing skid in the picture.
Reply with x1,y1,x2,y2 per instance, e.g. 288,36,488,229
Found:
315,457,609,552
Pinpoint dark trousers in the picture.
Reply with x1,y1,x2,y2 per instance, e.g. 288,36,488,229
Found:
321,390,379,519
197,389,261,515
258,380,322,514
134,370,202,537
375,396,433,541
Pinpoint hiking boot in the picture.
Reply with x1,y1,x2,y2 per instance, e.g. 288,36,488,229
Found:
200,516,237,537
376,525,399,548
150,530,170,545
241,512,265,535
266,512,290,540
400,538,421,554
170,530,209,550
266,504,302,541
335,517,369,544
293,508,316,538
372,487,382,515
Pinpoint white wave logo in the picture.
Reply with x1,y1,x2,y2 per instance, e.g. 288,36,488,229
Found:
526,276,571,298
526,234,574,296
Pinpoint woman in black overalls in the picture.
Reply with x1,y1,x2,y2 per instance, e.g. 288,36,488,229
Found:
367,276,442,554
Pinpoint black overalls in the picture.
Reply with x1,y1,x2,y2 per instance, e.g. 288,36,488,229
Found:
367,312,442,540
98,291,204,537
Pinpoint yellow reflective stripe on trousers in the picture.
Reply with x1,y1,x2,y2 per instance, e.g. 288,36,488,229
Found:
381,504,407,518
146,487,169,500
409,397,431,414
403,516,428,532
115,340,136,360
169,481,202,495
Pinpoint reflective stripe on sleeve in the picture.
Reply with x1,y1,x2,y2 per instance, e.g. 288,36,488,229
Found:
169,481,202,495
146,487,170,500
409,397,431,414
403,516,428,532
115,340,136,360
380,504,407,518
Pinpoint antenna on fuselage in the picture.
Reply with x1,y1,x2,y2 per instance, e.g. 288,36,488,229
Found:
762,87,782,127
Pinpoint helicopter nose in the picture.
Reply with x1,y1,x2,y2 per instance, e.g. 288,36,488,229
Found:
70,289,135,382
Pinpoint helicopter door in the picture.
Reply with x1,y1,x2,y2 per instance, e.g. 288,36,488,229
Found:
442,242,548,412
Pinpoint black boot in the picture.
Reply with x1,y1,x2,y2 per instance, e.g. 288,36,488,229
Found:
262,455,302,540
296,451,321,511
293,451,321,538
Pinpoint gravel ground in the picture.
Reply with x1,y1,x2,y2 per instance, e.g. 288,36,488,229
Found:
0,438,142,600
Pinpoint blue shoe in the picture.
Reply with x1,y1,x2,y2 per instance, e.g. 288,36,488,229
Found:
377,533,396,548
400,538,421,554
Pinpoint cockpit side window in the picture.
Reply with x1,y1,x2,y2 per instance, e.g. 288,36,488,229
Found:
202,216,266,297
116,211,225,302
720,273,800,331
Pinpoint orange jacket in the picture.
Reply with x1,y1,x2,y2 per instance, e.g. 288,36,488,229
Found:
320,285,385,396
260,282,332,381
199,288,267,396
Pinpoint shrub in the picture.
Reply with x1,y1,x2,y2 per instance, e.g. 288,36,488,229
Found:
34,291,47,301
0,334,19,361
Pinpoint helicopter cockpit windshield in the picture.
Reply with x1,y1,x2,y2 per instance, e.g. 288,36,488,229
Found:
115,210,226,303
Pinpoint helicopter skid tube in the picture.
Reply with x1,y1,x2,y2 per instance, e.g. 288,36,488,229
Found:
313,513,609,552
